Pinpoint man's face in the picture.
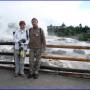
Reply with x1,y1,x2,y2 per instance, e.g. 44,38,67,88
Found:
20,24,25,30
32,20,38,28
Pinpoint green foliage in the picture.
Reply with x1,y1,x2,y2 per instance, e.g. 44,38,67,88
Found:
79,33,90,41
47,23,90,41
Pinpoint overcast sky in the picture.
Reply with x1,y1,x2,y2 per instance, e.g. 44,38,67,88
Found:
0,1,90,36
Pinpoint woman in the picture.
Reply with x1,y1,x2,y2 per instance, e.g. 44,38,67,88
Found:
13,21,29,77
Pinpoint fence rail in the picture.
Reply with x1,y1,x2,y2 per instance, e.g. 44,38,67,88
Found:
0,42,90,62
0,42,90,49
47,45,90,50
0,42,90,76
0,52,90,62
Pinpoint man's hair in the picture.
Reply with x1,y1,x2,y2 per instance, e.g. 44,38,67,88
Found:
19,21,26,25
31,18,38,23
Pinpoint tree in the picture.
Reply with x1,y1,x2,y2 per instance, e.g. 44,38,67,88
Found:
61,23,66,28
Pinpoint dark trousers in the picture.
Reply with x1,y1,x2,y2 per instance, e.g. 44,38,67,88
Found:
29,48,41,74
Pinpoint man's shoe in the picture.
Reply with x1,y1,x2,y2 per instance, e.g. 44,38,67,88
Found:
33,74,39,79
27,74,33,79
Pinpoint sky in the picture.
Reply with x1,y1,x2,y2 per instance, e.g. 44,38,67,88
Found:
0,1,90,36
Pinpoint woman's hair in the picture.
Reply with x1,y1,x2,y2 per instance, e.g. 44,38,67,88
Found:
19,21,26,25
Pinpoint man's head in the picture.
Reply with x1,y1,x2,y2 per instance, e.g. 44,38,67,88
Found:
19,21,26,30
31,18,38,28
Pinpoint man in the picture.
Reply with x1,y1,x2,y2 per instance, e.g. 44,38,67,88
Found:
28,18,46,79
13,21,29,77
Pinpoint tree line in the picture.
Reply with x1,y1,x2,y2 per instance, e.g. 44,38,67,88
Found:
47,23,90,41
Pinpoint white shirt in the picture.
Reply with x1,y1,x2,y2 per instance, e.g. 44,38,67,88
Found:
13,28,29,50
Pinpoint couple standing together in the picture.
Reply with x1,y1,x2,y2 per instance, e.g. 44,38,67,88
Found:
13,18,46,79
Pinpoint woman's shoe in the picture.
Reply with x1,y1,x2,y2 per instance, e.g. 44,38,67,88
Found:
20,74,25,77
14,73,19,77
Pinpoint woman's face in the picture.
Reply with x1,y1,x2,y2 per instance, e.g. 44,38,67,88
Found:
20,24,25,30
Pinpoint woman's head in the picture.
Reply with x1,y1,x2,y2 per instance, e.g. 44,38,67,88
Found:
19,21,26,29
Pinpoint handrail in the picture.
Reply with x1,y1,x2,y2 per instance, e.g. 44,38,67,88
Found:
41,54,90,62
0,41,90,76
0,42,90,62
0,42,14,45
0,61,90,73
0,52,90,62
0,42,90,49
47,45,90,50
